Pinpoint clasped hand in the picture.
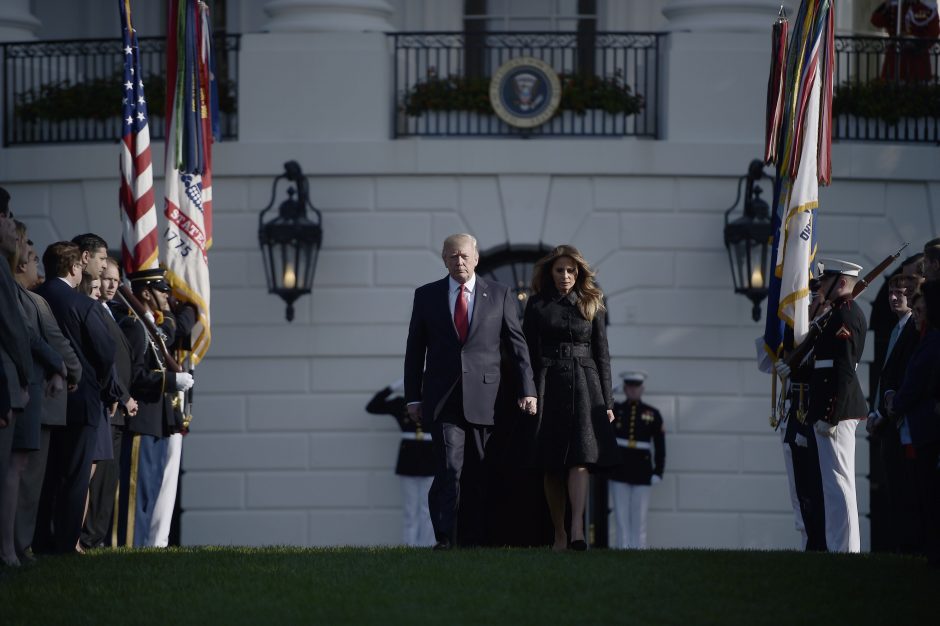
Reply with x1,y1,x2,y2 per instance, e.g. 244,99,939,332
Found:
518,396,537,415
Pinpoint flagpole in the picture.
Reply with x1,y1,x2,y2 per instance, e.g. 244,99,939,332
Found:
896,0,904,38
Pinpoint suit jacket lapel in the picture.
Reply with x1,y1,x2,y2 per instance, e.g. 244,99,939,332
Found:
465,275,488,344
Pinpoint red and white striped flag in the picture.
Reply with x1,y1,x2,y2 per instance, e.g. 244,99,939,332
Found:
119,0,158,275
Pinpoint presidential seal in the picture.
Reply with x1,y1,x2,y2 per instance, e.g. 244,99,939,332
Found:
489,57,561,129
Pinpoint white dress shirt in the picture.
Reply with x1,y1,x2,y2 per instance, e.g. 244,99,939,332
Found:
448,273,476,325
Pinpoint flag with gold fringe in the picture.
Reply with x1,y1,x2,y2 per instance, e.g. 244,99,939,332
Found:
762,0,834,362
163,0,217,367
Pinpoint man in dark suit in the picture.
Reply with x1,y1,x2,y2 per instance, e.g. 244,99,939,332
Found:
81,257,138,549
867,274,921,552
404,233,537,550
14,241,82,563
33,241,116,553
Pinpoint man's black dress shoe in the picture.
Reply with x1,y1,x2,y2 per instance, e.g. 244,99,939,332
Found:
433,539,452,551
569,540,587,551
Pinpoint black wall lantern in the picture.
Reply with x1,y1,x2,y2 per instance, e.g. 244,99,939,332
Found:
258,161,323,322
723,159,774,322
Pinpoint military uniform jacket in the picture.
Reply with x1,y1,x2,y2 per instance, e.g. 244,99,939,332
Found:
609,399,665,485
366,387,434,477
121,308,180,438
808,297,868,424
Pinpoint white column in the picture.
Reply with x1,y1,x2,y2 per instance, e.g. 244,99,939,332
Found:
0,0,40,42
242,0,397,142
662,0,795,32
263,0,395,32
659,0,798,142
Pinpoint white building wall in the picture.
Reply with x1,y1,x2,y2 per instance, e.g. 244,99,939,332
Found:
1,0,937,549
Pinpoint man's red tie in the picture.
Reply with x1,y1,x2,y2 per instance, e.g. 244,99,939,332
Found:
454,285,469,343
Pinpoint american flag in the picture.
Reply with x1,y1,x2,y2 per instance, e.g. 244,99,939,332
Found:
119,0,158,275
163,0,216,366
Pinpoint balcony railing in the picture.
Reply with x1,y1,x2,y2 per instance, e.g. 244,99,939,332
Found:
390,31,663,138
2,33,239,146
833,35,940,143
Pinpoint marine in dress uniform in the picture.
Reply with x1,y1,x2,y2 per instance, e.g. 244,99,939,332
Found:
147,297,196,548
807,258,869,553
117,269,192,547
366,379,435,547
608,371,664,549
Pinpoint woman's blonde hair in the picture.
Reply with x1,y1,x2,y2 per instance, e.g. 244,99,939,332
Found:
531,244,605,321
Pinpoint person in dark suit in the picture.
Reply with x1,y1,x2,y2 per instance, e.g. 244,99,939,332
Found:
81,257,139,549
1,223,65,566
522,245,618,551
0,359,8,429
805,258,868,553
0,191,33,490
866,274,921,552
404,233,537,550
367,378,435,546
608,371,665,549
33,241,116,554
889,282,940,567
13,241,82,564
0,198,34,567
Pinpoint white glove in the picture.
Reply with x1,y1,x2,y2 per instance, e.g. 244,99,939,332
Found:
794,433,808,448
651,475,662,485
175,372,194,392
774,361,791,379
144,310,155,325
814,420,837,437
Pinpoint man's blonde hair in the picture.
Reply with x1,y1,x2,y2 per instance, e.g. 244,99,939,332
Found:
441,233,478,256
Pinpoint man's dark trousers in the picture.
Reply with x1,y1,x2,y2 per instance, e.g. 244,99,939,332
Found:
429,385,490,547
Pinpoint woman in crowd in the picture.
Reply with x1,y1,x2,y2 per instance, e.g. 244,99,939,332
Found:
522,245,618,551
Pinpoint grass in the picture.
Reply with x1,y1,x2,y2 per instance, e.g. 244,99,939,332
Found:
0,547,934,625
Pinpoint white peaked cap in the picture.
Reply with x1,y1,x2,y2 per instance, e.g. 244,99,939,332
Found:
816,257,863,277
619,370,648,384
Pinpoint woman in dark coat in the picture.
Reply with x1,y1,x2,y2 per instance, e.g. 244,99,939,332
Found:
522,245,618,551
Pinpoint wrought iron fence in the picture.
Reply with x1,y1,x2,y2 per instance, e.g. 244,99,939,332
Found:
391,31,663,138
833,35,940,143
2,33,239,146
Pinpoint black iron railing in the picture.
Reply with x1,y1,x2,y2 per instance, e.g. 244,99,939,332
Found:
833,35,940,143
391,31,663,138
2,33,239,146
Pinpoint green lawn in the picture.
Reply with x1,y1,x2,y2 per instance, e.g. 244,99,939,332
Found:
0,547,933,625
